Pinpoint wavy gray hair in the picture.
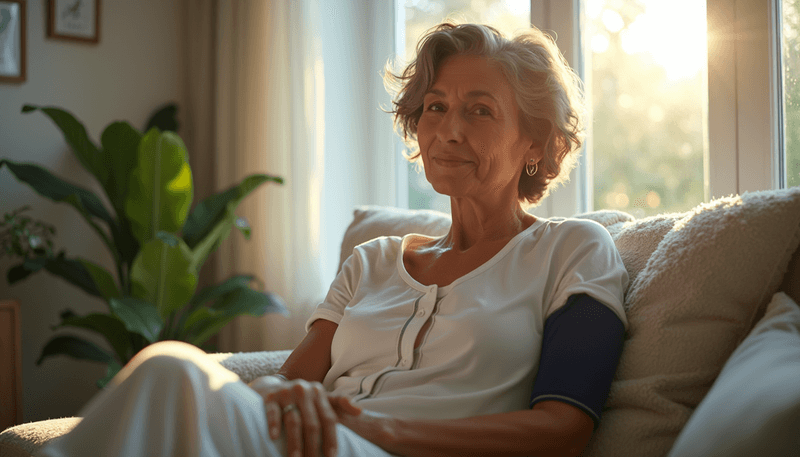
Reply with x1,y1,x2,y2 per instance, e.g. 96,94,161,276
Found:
384,22,586,206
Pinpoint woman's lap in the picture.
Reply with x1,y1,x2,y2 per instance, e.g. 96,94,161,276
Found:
37,341,396,457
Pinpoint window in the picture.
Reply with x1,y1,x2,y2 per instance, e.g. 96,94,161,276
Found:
585,0,708,218
396,0,794,217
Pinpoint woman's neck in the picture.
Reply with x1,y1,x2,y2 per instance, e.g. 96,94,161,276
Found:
438,197,535,253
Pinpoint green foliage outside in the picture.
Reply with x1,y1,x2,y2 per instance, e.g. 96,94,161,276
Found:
783,0,800,188
1,104,288,388
587,0,706,217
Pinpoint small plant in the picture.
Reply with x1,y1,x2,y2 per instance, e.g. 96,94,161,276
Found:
1,103,288,388
1,206,57,260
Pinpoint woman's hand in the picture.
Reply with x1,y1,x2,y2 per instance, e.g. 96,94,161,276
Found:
329,401,398,454
248,375,361,457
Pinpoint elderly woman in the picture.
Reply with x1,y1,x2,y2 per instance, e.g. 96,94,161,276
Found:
40,23,627,457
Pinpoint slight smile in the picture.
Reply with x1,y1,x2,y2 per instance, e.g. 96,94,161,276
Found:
433,157,473,168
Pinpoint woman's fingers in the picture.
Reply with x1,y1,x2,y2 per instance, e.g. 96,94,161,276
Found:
286,381,339,457
253,378,341,457
313,387,340,457
297,387,321,457
282,402,304,457
265,401,282,440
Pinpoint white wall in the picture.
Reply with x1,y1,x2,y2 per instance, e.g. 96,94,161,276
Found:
0,0,182,422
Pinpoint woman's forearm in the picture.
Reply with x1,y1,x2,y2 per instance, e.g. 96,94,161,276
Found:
382,405,589,457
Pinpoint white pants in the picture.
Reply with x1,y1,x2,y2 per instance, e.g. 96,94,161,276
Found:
37,341,397,457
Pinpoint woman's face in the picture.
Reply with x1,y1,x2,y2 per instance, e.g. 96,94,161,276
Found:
417,54,539,203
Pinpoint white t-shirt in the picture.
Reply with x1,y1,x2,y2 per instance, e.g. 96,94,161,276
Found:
304,217,629,420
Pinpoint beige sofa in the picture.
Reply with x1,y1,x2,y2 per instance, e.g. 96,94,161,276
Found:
2,187,799,457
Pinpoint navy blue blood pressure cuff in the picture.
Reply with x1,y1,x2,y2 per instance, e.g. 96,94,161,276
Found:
529,293,625,430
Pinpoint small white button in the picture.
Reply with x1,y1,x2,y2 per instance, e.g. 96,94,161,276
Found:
400,358,408,365
417,309,425,316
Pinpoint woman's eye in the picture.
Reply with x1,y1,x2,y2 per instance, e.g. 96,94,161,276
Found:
426,103,444,112
474,107,492,116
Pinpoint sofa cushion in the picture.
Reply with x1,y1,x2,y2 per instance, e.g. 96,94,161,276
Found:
0,417,81,457
208,349,292,384
583,188,800,456
338,206,451,272
666,291,800,456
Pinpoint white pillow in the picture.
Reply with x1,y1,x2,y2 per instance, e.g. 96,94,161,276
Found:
584,187,800,457
667,291,800,457
338,206,451,272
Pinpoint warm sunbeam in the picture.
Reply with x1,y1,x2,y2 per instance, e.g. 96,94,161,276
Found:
588,0,708,81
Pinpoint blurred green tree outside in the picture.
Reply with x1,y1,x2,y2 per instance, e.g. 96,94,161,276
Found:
783,0,800,188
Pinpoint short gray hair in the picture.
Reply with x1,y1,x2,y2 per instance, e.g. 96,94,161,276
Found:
384,22,586,206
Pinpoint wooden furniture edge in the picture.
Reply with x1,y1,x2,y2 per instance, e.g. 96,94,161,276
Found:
0,299,23,428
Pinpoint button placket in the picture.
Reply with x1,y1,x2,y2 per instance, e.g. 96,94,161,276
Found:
400,292,435,368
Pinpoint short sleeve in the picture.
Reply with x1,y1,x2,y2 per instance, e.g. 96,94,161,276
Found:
530,293,625,429
304,250,363,333
547,220,629,330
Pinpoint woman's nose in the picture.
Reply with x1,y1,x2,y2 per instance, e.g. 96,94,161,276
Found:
436,109,466,143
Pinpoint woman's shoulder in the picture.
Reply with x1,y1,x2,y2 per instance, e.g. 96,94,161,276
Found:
350,235,404,258
536,216,612,240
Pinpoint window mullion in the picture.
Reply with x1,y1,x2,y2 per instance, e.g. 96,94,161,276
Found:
707,0,740,198
708,0,781,197
735,0,781,192
531,0,584,217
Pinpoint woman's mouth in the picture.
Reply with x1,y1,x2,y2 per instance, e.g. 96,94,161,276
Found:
433,157,472,168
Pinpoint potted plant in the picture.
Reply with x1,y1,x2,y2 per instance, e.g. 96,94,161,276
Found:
0,103,288,388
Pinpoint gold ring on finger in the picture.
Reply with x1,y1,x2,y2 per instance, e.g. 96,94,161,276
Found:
282,404,298,415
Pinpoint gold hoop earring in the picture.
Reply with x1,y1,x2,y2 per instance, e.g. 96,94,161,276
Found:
526,160,538,177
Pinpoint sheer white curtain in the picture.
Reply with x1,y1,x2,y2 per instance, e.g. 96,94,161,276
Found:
211,0,325,352
181,0,399,353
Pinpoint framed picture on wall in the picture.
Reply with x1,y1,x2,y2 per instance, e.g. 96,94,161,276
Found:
0,0,26,83
48,0,100,44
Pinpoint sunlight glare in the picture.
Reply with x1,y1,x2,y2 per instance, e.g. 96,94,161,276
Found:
601,10,625,33
592,33,610,53
592,0,708,81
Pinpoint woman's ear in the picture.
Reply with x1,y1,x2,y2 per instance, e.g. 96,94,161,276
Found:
526,144,544,164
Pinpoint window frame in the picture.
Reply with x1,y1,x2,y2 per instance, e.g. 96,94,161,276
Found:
391,0,787,216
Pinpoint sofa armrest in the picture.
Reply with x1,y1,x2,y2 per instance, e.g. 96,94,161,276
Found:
207,349,292,384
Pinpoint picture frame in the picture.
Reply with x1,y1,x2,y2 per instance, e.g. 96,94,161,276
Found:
0,0,26,83
48,0,100,44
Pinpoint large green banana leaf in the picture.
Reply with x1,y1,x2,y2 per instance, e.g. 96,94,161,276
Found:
188,201,237,273
5,256,48,284
109,297,164,343
53,310,131,364
145,103,179,133
37,335,115,366
7,254,120,303
21,105,110,189
0,160,116,227
42,254,104,298
99,121,141,222
182,174,282,249
79,259,121,300
125,128,193,246
176,274,255,331
182,287,288,346
129,233,198,320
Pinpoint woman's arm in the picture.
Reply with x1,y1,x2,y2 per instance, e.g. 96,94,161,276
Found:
336,400,592,457
272,318,338,383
